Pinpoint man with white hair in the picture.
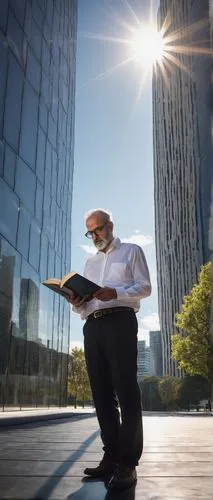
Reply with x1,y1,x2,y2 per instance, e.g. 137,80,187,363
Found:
68,209,151,491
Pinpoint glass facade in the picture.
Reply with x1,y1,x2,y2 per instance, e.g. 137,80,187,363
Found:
209,2,213,344
0,0,77,409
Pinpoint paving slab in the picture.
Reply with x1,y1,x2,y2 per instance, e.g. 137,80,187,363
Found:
0,415,212,499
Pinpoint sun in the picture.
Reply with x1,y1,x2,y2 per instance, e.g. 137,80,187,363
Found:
81,4,213,98
130,25,165,68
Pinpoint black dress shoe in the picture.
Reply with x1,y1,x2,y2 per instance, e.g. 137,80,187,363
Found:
84,455,117,478
107,465,137,491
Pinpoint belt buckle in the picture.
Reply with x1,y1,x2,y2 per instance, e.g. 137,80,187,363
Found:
94,310,103,319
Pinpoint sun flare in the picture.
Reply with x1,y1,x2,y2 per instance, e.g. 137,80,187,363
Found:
130,25,165,68
81,2,213,100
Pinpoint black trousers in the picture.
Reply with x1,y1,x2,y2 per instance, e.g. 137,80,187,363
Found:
83,309,143,467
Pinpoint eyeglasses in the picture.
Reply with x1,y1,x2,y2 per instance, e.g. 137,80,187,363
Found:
85,223,107,239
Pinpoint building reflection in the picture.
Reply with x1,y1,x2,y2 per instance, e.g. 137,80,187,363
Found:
0,0,77,409
0,240,70,408
0,253,15,407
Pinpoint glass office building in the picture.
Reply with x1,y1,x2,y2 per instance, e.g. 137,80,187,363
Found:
0,0,78,409
137,341,151,381
149,331,163,378
153,0,213,375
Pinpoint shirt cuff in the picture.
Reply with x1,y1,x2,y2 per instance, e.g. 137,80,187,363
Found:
115,286,128,300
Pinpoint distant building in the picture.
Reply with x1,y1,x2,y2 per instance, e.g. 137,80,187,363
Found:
153,0,213,375
137,340,151,381
149,330,163,377
19,279,39,342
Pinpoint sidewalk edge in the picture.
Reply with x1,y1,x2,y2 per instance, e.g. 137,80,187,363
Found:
0,411,95,427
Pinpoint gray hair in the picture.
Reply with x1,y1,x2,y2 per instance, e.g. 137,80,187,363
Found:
84,209,113,224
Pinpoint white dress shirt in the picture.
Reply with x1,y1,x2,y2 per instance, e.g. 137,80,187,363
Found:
73,237,151,320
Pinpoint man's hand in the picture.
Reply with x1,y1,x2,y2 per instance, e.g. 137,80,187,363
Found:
65,291,89,307
93,287,117,302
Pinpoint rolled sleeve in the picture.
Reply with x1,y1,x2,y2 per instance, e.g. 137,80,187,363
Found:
115,246,151,302
115,286,127,300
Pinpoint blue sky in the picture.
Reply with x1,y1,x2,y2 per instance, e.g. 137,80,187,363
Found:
70,0,160,349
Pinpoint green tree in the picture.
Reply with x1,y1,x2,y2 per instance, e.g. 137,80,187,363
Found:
171,262,213,401
68,348,92,408
78,362,92,407
177,375,210,411
140,376,165,411
159,376,181,410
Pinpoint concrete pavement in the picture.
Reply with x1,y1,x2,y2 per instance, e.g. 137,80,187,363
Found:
0,414,212,499
0,407,211,427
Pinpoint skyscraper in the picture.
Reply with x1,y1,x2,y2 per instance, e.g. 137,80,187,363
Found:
0,1,78,408
137,340,151,381
209,1,213,354
153,0,213,375
149,330,163,377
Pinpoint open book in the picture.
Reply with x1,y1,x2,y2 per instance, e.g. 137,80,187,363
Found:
42,272,100,301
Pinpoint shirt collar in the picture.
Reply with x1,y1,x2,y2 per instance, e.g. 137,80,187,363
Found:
110,237,121,250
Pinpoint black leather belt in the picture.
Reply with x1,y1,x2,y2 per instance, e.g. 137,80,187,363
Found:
87,307,134,320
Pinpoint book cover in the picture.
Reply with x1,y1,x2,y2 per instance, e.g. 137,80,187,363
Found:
42,272,100,301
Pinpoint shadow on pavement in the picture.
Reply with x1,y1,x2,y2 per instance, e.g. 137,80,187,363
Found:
31,429,99,500
67,480,136,499
105,485,136,500
0,413,95,432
